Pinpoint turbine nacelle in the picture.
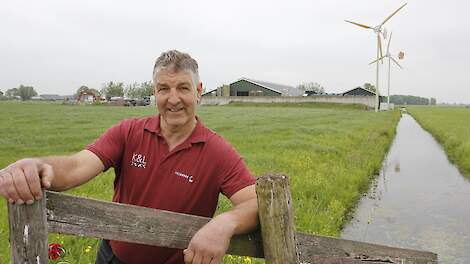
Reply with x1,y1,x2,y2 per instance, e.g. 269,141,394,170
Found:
372,26,388,39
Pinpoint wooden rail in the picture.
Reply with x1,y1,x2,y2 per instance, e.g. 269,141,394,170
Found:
7,173,437,263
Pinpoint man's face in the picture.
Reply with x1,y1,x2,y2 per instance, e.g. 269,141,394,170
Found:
154,69,202,129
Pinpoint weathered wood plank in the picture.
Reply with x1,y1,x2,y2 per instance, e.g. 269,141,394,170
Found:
297,233,437,263
44,190,437,263
256,174,299,264
8,190,48,264
45,191,264,258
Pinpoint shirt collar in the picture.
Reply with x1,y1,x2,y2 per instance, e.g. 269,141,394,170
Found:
144,114,206,143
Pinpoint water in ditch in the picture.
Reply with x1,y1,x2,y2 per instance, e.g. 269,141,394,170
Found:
341,113,470,263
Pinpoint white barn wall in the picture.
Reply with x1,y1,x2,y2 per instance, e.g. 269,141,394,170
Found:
200,96,376,108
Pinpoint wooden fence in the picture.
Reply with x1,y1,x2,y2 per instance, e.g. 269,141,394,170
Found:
7,174,437,264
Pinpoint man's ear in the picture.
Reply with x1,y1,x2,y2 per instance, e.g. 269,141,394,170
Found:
196,82,203,103
197,82,203,96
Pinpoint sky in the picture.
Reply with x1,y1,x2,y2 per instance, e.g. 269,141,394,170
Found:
0,0,468,104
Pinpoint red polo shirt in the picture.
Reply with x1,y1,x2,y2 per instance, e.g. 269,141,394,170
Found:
86,115,256,264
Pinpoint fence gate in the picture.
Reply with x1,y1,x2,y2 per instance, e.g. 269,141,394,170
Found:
8,173,437,264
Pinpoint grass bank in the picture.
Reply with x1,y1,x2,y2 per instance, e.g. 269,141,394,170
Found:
407,106,470,177
0,101,399,263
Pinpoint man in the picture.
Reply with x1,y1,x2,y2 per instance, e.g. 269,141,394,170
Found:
0,50,258,264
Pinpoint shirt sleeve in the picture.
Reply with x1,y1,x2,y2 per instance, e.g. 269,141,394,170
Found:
219,142,256,199
86,121,127,171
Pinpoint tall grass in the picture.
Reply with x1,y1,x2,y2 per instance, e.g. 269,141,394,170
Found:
0,101,399,263
407,106,470,177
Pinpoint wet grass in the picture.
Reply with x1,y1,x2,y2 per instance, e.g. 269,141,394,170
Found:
408,106,470,177
0,101,399,263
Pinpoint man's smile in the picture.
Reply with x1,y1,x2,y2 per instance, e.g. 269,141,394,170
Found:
168,107,183,112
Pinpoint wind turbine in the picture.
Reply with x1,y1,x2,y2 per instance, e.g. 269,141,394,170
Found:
345,3,407,112
369,32,404,110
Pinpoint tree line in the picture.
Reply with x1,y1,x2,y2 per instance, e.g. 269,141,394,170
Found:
390,95,436,105
296,82,326,94
99,81,154,100
0,85,38,101
0,81,154,101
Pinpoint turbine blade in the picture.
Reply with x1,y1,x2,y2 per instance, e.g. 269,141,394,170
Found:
378,34,384,63
387,32,393,54
381,3,408,26
391,57,403,69
345,20,372,29
369,56,386,65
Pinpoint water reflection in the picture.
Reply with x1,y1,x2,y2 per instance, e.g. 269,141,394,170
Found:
341,114,470,263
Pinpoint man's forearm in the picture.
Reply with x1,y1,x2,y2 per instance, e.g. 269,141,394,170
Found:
213,198,259,236
39,155,80,191
39,150,104,191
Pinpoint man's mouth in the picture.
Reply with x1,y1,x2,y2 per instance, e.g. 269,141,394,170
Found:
168,107,183,112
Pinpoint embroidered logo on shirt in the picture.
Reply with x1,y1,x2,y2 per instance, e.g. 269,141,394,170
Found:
131,153,147,168
175,171,194,183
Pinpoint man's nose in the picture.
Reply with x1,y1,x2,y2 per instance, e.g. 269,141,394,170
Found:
168,88,181,104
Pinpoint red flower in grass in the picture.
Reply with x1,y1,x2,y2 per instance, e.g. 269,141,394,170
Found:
48,243,66,260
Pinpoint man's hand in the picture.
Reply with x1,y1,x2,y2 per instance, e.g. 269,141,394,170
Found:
0,158,54,205
184,185,258,264
183,214,235,264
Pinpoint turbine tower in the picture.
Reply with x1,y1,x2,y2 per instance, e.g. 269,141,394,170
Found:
345,3,407,112
369,32,404,110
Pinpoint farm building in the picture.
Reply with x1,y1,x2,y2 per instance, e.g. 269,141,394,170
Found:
342,87,385,103
31,94,64,101
342,87,376,96
203,78,302,97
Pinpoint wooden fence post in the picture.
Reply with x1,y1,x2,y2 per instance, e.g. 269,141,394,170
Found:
8,190,48,264
256,173,300,264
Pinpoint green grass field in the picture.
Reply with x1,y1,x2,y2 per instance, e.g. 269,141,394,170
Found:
407,106,470,177
0,101,399,263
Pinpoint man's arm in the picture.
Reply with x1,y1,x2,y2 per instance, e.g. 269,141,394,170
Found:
183,185,258,264
0,150,104,205
40,150,104,190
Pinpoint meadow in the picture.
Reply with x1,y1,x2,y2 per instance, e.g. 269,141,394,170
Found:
407,106,470,177
0,101,399,263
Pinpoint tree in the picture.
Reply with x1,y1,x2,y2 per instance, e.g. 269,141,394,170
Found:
125,82,141,99
0,90,3,96
17,85,37,100
89,88,101,97
125,81,154,99
363,83,376,93
76,86,100,98
101,81,124,100
76,86,90,97
430,98,437,105
140,81,154,97
296,82,325,94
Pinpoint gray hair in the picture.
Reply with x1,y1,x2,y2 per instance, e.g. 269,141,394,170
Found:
153,50,200,87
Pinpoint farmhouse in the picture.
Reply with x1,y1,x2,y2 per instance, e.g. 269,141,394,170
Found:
203,78,302,97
